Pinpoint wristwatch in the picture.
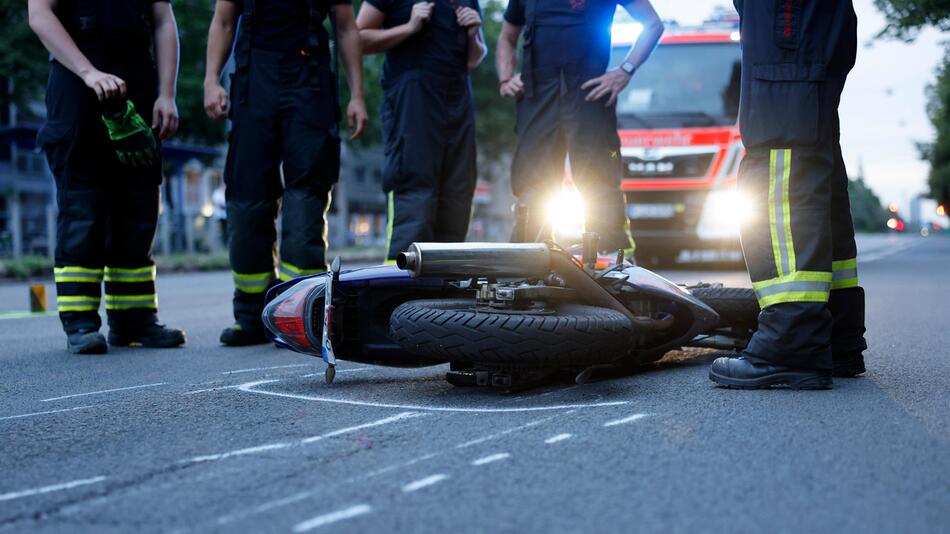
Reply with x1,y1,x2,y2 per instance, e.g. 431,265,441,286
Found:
620,61,637,76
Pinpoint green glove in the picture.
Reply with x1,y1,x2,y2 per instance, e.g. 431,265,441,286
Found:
101,100,158,169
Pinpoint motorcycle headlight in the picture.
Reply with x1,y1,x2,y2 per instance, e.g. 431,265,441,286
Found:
547,187,586,242
696,189,753,240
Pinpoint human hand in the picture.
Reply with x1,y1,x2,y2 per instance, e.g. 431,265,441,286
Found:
580,68,632,107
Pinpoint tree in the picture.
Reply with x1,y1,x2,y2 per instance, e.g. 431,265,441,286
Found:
874,0,950,205
847,175,889,232
0,0,51,116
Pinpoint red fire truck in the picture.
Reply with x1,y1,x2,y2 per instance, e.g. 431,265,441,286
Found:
611,10,748,265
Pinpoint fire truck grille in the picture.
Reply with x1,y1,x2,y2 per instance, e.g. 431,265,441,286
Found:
623,153,716,179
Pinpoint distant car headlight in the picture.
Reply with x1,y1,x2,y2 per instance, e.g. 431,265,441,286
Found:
696,188,752,240
547,187,586,243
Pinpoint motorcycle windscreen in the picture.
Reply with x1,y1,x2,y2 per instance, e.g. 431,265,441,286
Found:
261,275,327,356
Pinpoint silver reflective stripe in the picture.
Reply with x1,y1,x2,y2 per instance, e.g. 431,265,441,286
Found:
833,268,858,281
755,280,831,298
773,152,790,277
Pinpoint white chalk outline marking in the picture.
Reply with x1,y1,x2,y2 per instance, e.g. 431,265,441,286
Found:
544,433,573,444
40,383,167,402
603,413,650,427
222,364,311,375
183,411,423,464
300,368,370,378
292,504,372,532
471,453,510,466
0,404,98,422
402,474,449,493
0,476,107,502
237,380,628,413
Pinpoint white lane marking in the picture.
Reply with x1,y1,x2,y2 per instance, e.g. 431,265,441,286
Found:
222,364,310,375
454,413,564,449
181,385,243,396
860,239,922,263
40,383,167,403
0,405,98,422
184,411,423,464
471,453,510,466
544,433,572,444
0,476,107,502
238,380,628,413
300,368,370,378
401,474,449,493
216,491,313,526
603,413,650,427
292,504,372,532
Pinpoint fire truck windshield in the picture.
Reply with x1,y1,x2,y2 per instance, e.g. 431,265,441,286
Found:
610,42,741,129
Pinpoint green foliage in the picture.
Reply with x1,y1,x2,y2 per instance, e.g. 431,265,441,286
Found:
0,0,50,111
925,49,950,206
173,0,227,144
847,176,889,232
873,0,950,40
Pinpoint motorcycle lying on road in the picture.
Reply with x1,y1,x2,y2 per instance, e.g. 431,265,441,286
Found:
262,236,761,389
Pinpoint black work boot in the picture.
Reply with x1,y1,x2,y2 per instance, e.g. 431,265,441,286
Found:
832,352,866,378
220,323,268,347
67,329,108,355
709,353,833,390
109,322,186,348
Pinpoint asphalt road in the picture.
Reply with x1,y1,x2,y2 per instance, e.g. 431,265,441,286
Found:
1,234,948,533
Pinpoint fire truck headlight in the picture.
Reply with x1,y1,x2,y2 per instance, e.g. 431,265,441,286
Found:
696,189,752,240
548,187,586,242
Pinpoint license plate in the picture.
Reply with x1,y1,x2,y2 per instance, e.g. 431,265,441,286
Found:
628,204,677,219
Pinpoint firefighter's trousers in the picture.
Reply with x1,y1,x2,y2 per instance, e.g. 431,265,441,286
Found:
224,49,341,328
39,59,163,334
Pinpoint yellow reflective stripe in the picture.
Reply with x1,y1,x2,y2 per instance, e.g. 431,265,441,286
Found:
232,271,275,294
104,294,157,310
782,149,795,273
104,266,156,283
278,262,325,282
54,266,103,283
768,150,783,277
832,257,859,289
56,295,100,312
753,271,831,308
383,259,398,266
385,190,395,259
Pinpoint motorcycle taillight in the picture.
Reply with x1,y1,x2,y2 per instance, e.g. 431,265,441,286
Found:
262,276,325,355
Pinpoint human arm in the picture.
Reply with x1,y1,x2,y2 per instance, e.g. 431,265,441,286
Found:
455,6,486,70
580,0,664,106
495,21,523,98
151,1,179,139
203,0,240,121
335,4,369,140
27,0,127,101
356,1,433,54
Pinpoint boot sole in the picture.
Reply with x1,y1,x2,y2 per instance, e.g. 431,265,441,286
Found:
832,361,866,378
709,369,833,390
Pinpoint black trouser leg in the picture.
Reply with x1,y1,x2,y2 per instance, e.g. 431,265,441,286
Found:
384,73,443,260
278,61,340,279
225,51,283,328
104,181,161,331
53,181,107,334
510,77,566,244
433,81,477,243
738,146,835,371
562,74,632,253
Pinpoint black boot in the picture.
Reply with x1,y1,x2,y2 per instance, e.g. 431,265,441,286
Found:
67,329,108,355
709,353,833,390
109,322,186,348
832,352,866,378
220,323,268,347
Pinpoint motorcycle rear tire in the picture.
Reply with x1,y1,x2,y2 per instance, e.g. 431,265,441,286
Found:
690,287,760,329
389,299,633,367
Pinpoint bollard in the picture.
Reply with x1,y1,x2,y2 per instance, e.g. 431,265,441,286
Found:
30,284,47,313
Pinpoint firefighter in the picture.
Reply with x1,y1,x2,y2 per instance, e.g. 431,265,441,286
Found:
356,0,486,260
496,0,664,253
28,0,186,354
709,0,868,389
204,0,369,346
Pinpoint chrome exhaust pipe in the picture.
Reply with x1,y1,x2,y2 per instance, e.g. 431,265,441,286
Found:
397,242,552,279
